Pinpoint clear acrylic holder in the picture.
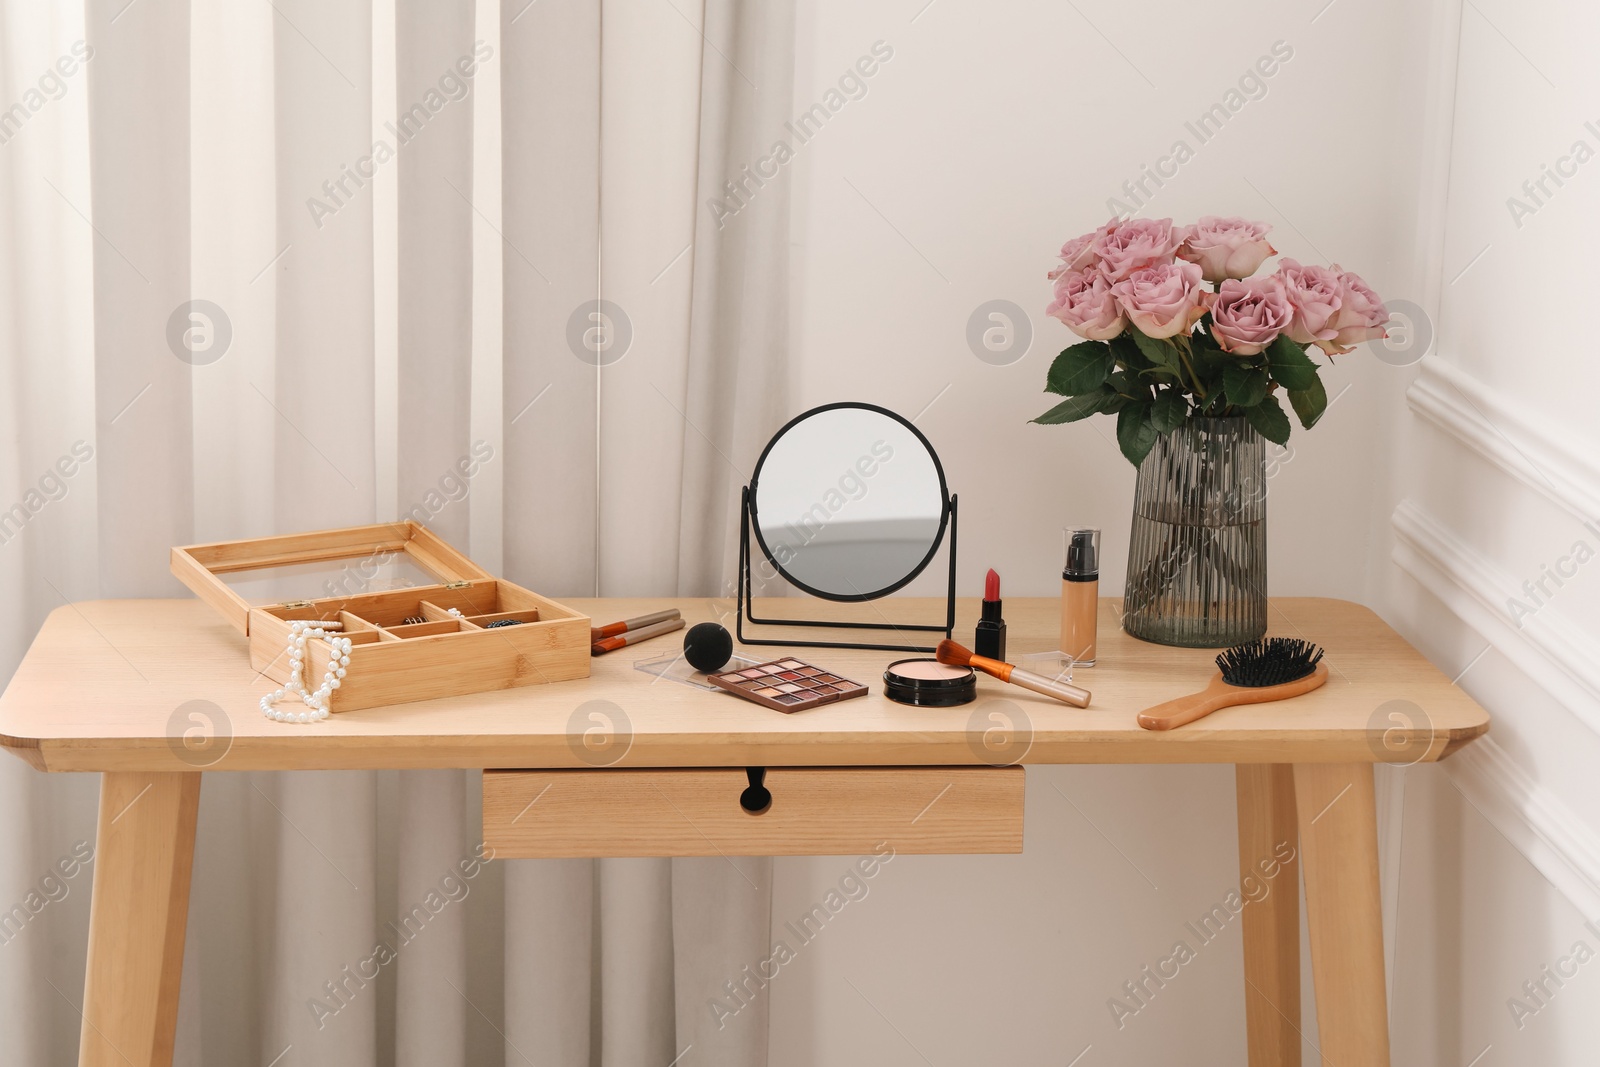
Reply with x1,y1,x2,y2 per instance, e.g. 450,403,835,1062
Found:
1013,650,1077,683
633,649,763,691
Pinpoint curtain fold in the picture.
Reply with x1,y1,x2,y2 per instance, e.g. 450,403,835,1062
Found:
86,0,193,594
0,44,102,1057
500,0,600,600
392,4,477,1063
676,0,797,599
0,0,794,1062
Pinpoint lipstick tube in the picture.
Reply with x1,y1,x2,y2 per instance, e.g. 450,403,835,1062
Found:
975,568,1006,660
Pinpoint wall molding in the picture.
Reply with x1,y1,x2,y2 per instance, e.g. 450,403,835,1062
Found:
1408,356,1600,526
1392,498,1600,919
1391,499,1600,733
1445,734,1600,922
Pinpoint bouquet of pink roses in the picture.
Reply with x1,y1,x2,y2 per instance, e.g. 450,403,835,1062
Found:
1034,216,1389,465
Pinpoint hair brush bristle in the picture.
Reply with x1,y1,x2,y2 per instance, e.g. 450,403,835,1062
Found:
1216,638,1324,688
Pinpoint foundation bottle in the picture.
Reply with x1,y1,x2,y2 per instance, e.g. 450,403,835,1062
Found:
1061,527,1100,666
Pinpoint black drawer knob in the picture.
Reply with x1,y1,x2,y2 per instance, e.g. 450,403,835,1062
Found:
739,767,772,815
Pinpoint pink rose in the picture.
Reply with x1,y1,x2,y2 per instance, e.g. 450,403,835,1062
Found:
1209,277,1292,355
1111,260,1209,339
1046,269,1126,340
1275,258,1344,346
1093,217,1180,281
1316,269,1389,354
1176,216,1277,282
1047,222,1113,280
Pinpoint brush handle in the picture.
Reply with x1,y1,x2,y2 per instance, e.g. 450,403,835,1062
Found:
591,608,681,640
1137,663,1330,731
590,617,684,655
967,654,1092,708
1007,667,1092,708
1136,681,1239,730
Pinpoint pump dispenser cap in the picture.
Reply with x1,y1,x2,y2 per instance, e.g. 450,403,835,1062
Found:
1064,527,1100,580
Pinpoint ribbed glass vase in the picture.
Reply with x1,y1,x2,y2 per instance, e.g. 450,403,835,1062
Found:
1122,416,1267,648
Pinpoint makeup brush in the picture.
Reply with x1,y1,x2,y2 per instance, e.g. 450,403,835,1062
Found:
591,609,682,641
590,617,685,656
935,639,1092,708
1137,638,1328,731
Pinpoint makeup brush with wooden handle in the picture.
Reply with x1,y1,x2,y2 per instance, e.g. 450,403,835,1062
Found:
590,617,685,656
1137,638,1328,731
591,609,682,641
936,640,1092,708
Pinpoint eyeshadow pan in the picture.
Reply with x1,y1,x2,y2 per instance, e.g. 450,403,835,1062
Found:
707,655,869,714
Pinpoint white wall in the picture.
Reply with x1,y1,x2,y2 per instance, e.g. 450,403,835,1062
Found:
785,0,1429,605
768,0,1454,1061
1379,0,1600,1060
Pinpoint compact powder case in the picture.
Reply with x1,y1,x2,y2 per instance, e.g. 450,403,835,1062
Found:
883,658,976,707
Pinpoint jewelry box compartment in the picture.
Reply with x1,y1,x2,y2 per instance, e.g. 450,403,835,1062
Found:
171,522,591,713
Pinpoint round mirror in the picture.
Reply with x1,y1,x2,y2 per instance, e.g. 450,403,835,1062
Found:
750,403,950,602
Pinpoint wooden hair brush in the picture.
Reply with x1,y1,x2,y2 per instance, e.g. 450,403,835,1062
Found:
1137,638,1328,731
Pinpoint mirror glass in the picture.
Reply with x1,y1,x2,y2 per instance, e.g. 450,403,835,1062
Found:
751,405,947,600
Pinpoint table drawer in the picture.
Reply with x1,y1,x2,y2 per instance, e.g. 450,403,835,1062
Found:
482,766,1024,858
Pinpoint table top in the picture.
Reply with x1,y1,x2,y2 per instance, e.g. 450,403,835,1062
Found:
0,596,1489,773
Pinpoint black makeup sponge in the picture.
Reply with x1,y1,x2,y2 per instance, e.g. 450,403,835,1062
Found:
684,622,734,673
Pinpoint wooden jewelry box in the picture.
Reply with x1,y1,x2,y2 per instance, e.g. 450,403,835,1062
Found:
170,522,591,712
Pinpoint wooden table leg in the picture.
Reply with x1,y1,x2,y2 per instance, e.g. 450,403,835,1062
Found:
79,772,201,1067
1294,762,1390,1067
1236,764,1301,1066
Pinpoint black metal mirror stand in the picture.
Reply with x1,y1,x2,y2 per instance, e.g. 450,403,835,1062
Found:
735,486,958,654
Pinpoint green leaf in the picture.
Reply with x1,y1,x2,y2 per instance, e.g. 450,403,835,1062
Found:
1151,389,1187,433
1190,324,1225,366
1033,388,1113,425
1244,394,1292,445
1287,374,1330,429
1117,403,1160,467
1130,330,1181,374
1266,336,1320,391
1109,332,1149,372
1223,362,1269,409
1106,371,1150,410
1045,341,1114,396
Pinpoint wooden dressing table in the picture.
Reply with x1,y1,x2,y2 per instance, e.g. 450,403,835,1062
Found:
0,595,1489,1067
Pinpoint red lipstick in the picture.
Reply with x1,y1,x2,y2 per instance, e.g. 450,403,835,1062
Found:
975,568,1007,660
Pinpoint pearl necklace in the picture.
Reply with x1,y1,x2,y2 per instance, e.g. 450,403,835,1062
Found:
260,621,352,723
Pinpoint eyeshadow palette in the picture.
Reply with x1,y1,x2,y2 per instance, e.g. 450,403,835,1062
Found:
707,657,868,713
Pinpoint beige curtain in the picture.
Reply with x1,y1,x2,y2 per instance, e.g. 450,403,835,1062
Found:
0,0,794,1063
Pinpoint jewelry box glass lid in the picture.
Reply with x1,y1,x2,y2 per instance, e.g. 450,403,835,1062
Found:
171,522,493,634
